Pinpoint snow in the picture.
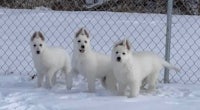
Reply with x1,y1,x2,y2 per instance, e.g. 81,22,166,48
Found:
0,75,200,110
0,9,200,109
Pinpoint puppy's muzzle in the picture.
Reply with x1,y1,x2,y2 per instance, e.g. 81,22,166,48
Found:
116,57,121,62
36,51,40,54
79,45,85,53
81,45,85,49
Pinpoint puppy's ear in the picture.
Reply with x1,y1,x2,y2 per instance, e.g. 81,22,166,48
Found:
75,28,89,38
123,39,130,50
31,32,37,41
125,39,131,50
114,40,124,47
75,28,82,38
83,29,89,38
38,31,45,41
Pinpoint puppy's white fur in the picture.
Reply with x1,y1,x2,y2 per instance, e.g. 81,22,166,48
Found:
71,28,116,92
30,31,72,89
112,39,179,97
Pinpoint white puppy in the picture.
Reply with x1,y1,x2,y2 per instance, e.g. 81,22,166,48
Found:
111,39,179,98
30,31,72,89
71,28,116,92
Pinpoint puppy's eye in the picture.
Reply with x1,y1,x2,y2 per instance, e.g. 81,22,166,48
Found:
84,41,87,43
33,44,36,47
78,40,81,43
116,51,118,54
122,52,126,55
39,44,42,47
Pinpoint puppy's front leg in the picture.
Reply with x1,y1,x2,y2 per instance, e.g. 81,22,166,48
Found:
86,74,95,92
46,69,56,89
129,81,141,98
104,73,117,93
118,83,126,96
37,72,44,87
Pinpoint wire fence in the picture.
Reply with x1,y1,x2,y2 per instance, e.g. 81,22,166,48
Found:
0,0,199,84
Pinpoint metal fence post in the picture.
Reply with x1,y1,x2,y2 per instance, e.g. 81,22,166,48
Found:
164,0,173,83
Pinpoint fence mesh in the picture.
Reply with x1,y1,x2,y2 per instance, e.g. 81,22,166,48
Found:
0,0,199,84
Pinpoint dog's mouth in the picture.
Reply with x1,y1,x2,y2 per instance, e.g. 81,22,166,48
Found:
79,49,85,53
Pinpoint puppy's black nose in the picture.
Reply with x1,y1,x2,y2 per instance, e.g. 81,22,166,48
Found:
36,51,40,54
81,45,85,49
117,57,121,62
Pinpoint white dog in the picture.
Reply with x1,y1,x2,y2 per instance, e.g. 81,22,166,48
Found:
71,28,116,92
111,39,179,98
30,31,72,89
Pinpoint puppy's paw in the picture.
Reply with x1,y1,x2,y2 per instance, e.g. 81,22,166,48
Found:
88,88,95,93
45,84,52,89
128,94,138,98
67,86,72,90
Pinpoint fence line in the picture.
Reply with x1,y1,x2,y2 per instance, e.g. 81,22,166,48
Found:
0,0,199,84
164,0,173,83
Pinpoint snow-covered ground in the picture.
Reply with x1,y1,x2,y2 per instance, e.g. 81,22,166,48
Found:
0,75,200,110
0,9,200,109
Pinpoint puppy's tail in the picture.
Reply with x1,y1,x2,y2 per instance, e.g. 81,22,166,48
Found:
162,60,180,72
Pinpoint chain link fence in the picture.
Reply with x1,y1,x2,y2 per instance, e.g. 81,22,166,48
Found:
0,0,199,84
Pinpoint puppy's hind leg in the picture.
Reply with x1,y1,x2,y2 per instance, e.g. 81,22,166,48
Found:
63,66,73,90
141,77,147,89
147,71,160,92
37,72,44,87
52,72,57,86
